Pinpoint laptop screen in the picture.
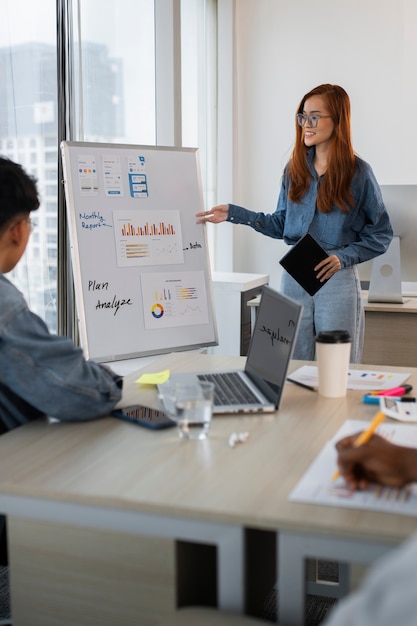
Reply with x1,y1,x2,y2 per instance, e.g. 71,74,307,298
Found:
245,286,303,403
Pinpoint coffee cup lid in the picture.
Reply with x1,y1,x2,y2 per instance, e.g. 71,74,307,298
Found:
315,330,351,344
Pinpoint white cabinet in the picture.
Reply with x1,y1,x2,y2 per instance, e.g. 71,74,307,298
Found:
209,272,269,355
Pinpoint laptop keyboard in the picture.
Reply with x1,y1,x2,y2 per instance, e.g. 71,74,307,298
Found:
197,372,260,406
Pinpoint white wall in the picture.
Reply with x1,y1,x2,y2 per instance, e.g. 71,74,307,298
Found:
229,0,417,289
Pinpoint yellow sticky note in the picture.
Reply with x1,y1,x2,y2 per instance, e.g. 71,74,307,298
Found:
136,369,170,385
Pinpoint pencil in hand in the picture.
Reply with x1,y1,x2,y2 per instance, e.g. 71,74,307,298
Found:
332,411,386,481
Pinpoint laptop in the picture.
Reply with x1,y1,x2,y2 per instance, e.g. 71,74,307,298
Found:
159,285,303,414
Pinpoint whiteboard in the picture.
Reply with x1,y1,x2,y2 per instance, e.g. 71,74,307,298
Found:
60,141,218,362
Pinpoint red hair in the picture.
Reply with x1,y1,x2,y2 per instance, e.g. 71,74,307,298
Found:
287,84,356,213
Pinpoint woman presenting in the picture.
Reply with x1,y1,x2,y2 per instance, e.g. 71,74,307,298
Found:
197,84,393,362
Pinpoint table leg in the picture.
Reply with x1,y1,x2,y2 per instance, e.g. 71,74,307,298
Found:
217,525,244,611
277,532,306,625
278,530,396,626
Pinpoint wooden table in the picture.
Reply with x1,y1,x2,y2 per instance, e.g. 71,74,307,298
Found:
1,352,417,625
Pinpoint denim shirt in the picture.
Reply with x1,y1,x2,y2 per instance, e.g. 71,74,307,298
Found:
228,148,393,267
0,274,122,431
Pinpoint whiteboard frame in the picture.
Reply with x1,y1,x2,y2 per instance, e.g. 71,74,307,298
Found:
61,141,218,362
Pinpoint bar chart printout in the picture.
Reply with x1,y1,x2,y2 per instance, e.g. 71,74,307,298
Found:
141,271,209,330
114,210,184,267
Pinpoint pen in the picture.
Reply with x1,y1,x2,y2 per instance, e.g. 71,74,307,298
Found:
332,410,386,481
287,378,316,392
369,384,412,397
363,384,413,404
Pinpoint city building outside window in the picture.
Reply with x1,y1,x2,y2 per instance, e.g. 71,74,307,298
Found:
1,0,216,336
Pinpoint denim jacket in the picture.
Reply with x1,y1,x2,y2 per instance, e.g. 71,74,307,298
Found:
228,148,393,268
0,274,122,431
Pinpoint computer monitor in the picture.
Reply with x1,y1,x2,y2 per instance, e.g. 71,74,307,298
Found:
359,185,417,300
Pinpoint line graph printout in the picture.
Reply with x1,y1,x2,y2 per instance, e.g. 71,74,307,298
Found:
141,270,209,330
289,419,417,516
113,210,184,267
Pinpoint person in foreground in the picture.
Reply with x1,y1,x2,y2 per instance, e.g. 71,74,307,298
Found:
0,156,123,434
320,433,417,625
196,84,393,363
322,528,417,626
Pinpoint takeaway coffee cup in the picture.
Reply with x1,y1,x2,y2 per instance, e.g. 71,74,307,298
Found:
315,330,351,398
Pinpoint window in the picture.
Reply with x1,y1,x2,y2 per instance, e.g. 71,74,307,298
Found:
71,1,156,145
1,0,217,336
1,0,58,330
181,0,217,260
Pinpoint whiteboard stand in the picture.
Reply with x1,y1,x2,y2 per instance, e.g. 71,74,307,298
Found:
60,141,218,362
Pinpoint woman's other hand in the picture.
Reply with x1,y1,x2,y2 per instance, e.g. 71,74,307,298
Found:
315,254,341,281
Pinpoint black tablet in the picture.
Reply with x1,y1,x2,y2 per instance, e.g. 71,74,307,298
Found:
279,233,329,296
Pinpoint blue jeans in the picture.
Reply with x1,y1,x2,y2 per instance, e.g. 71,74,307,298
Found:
281,264,364,363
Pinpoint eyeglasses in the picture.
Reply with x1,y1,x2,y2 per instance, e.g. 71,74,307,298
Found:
25,217,37,233
9,217,37,234
296,114,332,128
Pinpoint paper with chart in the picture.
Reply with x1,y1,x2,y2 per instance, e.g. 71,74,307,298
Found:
289,365,411,391
289,419,417,516
113,209,184,267
140,270,209,329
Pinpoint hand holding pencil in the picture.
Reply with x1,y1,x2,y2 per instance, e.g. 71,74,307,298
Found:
333,411,417,490
332,411,385,481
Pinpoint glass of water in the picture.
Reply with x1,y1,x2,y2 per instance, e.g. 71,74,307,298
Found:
158,381,215,440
